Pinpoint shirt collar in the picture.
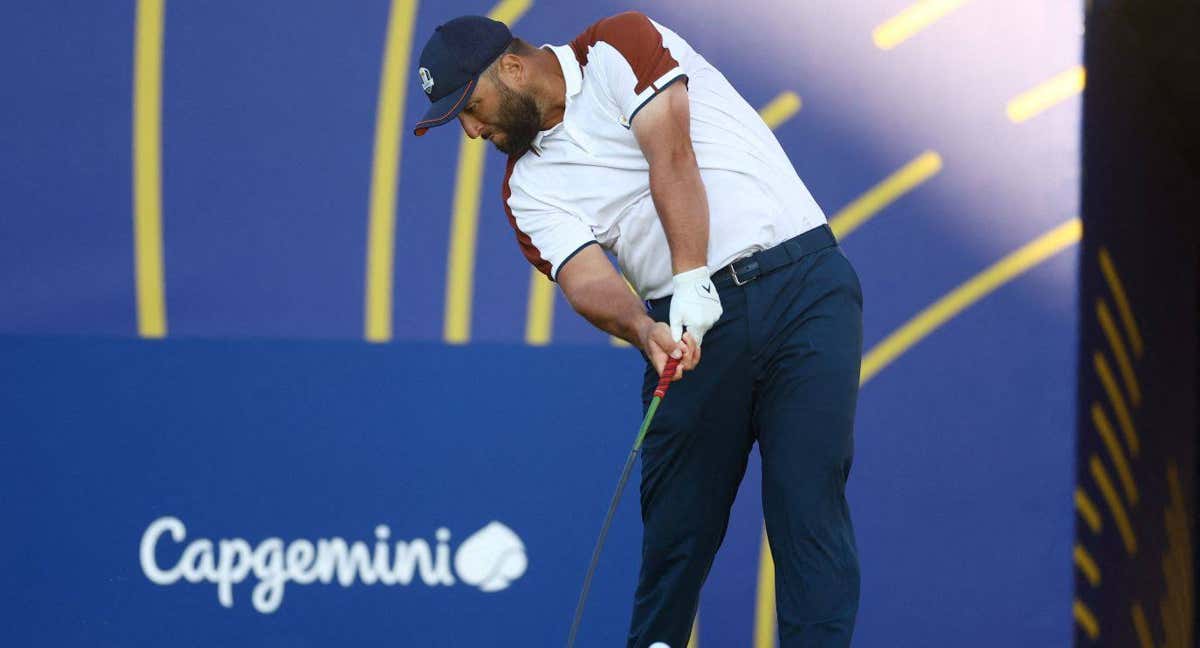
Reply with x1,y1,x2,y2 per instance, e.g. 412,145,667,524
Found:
549,44,584,99
531,44,585,154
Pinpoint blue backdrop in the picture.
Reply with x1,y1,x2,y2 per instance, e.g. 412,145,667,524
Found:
0,1,1082,646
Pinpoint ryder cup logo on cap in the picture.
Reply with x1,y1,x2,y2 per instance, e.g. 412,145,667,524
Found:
411,15,513,136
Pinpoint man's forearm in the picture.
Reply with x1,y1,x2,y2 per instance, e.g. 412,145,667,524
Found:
649,153,710,274
561,272,653,346
633,83,711,275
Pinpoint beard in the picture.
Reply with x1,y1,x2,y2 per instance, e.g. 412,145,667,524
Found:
491,81,543,156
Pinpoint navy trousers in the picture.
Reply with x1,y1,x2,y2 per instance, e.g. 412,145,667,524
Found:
627,226,863,648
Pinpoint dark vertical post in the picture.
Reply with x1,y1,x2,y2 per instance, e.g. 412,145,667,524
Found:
1075,0,1199,645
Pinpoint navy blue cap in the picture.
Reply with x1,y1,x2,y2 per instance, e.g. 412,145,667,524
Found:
412,16,513,136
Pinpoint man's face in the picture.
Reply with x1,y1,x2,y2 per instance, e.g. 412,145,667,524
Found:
457,74,542,156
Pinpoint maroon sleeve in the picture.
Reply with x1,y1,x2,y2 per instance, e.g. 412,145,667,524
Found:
502,153,552,279
569,12,681,95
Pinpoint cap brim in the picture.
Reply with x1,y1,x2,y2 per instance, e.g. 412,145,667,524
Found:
412,77,478,136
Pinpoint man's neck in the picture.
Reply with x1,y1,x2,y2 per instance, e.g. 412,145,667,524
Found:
532,46,567,131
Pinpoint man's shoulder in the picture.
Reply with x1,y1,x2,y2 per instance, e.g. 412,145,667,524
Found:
569,11,667,65
573,10,658,40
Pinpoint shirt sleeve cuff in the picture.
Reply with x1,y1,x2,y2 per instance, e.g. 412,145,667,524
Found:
626,71,689,127
551,240,601,282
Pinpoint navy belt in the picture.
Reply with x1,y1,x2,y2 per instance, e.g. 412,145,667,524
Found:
712,224,837,289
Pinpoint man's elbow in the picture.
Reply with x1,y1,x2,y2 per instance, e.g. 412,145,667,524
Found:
647,124,698,166
666,140,698,167
648,144,700,187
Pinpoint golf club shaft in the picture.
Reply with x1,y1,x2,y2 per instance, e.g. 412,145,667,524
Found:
566,355,681,648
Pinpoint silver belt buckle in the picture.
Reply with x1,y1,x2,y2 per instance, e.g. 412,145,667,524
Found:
729,255,761,286
729,262,749,286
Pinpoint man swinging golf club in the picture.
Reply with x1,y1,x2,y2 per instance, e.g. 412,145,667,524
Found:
413,12,864,648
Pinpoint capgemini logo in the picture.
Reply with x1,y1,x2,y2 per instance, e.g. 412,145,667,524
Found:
453,521,528,592
139,517,528,613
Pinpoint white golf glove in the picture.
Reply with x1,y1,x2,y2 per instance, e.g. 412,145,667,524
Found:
669,266,723,346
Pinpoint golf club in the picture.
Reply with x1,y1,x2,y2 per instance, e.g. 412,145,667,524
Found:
566,354,682,648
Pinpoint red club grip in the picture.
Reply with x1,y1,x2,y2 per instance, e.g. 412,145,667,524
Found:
654,356,682,398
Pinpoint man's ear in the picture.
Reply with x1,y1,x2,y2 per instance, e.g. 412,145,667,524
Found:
496,53,526,86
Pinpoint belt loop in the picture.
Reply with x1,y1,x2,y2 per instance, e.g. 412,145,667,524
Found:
784,236,802,262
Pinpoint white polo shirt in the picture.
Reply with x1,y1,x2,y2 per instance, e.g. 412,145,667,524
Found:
502,11,827,300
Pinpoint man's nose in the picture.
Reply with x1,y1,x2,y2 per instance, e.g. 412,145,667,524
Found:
458,114,483,139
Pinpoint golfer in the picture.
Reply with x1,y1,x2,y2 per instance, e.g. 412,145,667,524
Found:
413,12,863,648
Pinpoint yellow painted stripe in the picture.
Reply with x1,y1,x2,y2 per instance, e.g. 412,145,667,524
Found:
488,0,532,25
753,529,775,648
1096,299,1141,406
828,151,942,240
758,91,802,129
1132,603,1153,648
1007,65,1086,123
860,218,1081,383
610,276,639,347
1091,403,1138,505
1073,544,1101,587
1090,455,1137,555
1159,599,1179,648
1166,463,1184,514
133,0,167,339
1093,351,1139,456
526,268,556,345
1162,505,1185,598
446,0,533,344
756,219,1083,644
1162,560,1190,644
365,0,420,342
1164,463,1194,630
444,137,487,344
525,271,555,345
1162,554,1189,644
528,267,559,345
1161,597,1180,648
872,0,967,50
688,615,699,648
1075,488,1102,534
1098,248,1144,358
1073,598,1100,640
